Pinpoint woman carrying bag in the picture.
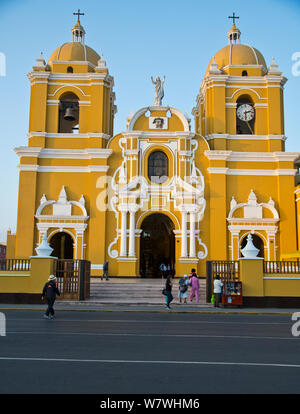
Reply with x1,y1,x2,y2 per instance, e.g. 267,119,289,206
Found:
164,274,173,310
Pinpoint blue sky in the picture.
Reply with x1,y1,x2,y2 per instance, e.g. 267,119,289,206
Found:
0,0,299,242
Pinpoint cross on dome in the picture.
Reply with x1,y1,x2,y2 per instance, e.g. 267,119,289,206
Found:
73,9,84,23
228,12,239,25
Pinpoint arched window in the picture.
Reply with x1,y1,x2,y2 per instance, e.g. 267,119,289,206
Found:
236,95,255,135
148,151,168,184
242,70,248,76
67,66,74,73
58,92,79,133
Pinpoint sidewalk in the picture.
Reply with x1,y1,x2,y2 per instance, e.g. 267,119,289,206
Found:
0,302,298,315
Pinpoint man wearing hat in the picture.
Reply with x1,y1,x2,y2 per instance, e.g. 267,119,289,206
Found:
41,275,60,319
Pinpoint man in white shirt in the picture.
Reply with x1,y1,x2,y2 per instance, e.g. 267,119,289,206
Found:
213,274,223,307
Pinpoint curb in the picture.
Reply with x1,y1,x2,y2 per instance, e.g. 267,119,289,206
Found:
0,306,294,315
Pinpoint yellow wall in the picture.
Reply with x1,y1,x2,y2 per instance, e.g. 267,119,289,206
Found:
0,272,30,293
239,258,300,298
0,257,55,294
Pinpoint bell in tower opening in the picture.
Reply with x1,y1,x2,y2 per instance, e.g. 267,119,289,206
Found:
58,93,79,133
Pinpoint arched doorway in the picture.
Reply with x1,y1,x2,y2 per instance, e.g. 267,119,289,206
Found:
240,234,264,258
50,232,74,259
140,213,175,278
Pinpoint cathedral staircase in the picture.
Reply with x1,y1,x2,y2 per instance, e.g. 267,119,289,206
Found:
85,278,209,306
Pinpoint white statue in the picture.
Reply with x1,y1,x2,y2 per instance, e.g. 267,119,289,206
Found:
151,75,165,106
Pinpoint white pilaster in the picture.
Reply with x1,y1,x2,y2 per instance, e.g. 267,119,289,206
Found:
120,210,127,257
189,212,196,258
128,210,136,257
181,211,188,257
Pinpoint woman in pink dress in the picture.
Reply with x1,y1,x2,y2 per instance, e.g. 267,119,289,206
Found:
189,271,199,302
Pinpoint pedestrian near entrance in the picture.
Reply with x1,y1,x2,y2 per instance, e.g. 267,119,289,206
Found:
160,262,167,278
178,275,189,303
41,275,60,319
102,261,109,281
189,270,199,303
165,274,173,309
188,268,196,281
213,274,223,307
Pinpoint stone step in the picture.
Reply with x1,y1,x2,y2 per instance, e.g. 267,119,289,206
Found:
90,295,207,299
90,289,206,296
90,289,207,295
60,300,213,306
86,278,208,305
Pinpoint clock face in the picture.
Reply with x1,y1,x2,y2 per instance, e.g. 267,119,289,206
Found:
237,104,255,122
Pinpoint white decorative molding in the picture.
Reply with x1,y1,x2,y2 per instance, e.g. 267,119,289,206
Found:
205,134,287,142
91,264,104,270
207,167,297,176
17,164,39,172
14,147,42,157
128,107,190,132
27,132,111,140
15,147,113,160
264,277,300,280
228,190,279,220
117,257,138,262
122,131,194,140
207,167,229,175
228,190,279,261
49,60,97,68
35,187,89,260
178,258,199,263
18,165,110,173
205,151,231,161
197,237,208,260
53,186,71,216
27,72,50,82
254,103,268,108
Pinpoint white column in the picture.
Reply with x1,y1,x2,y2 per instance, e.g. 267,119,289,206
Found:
120,210,127,257
189,212,196,257
128,210,136,257
181,211,188,257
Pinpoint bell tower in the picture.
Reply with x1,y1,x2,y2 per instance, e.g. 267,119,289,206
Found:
13,13,117,259
27,11,116,144
193,17,287,152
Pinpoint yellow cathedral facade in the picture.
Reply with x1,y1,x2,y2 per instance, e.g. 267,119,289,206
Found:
6,15,300,278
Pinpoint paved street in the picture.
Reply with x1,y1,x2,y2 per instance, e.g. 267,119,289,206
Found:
0,309,299,394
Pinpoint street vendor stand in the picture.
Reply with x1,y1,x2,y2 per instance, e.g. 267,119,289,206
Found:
222,281,243,306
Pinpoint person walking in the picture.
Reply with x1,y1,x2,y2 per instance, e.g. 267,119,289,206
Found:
41,275,60,319
165,274,173,310
178,275,189,304
189,270,199,303
213,274,223,307
101,261,109,281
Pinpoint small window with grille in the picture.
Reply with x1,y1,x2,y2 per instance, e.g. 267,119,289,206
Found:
148,151,169,184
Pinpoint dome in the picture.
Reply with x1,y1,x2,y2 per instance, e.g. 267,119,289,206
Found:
206,44,267,74
48,42,100,66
